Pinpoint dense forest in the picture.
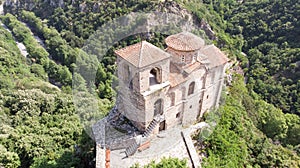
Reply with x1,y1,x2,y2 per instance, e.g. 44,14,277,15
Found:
0,0,299,167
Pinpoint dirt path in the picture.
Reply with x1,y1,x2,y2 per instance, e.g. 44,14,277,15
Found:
1,21,29,57
0,2,3,15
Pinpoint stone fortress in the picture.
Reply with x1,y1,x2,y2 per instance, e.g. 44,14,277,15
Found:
93,32,228,167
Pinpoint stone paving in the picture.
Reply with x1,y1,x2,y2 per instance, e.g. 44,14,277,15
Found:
93,105,208,168
110,125,196,168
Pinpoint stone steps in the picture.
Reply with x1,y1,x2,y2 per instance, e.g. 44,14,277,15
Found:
142,117,159,137
125,140,138,157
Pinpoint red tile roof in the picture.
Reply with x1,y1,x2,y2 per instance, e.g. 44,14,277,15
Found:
165,32,205,51
114,32,228,88
199,45,228,68
169,62,203,87
115,41,170,68
183,62,201,74
169,63,187,87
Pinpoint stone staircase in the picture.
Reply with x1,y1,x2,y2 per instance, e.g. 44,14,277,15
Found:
142,116,159,137
125,140,139,157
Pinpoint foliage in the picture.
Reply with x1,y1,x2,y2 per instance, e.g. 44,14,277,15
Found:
0,144,20,168
223,0,299,114
0,25,31,89
1,13,48,63
183,0,300,114
131,157,188,168
1,0,300,167
200,75,300,168
0,13,76,87
0,24,95,167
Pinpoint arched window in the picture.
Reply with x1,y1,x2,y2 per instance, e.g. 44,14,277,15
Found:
149,68,161,86
188,82,195,95
170,92,175,106
154,99,163,116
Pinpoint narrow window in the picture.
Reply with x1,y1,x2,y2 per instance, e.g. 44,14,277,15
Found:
193,54,197,61
176,112,181,118
181,55,185,62
182,86,186,99
129,80,133,90
123,64,130,82
188,81,195,95
201,76,205,89
170,92,175,106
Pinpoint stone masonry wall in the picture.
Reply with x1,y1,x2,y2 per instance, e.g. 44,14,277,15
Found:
166,47,198,65
138,59,170,93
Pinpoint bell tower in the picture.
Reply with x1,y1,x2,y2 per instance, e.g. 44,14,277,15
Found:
115,41,170,131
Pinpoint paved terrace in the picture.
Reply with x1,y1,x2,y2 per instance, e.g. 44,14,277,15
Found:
109,123,206,168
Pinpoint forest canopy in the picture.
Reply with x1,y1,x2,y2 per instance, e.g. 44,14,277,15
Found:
0,0,299,167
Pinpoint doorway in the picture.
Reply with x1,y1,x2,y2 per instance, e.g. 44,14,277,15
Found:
159,120,166,131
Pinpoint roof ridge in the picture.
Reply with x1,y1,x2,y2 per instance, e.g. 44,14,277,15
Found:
116,40,170,68
138,41,145,67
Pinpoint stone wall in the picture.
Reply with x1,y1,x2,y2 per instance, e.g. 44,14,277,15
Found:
181,68,206,126
199,64,226,116
166,47,198,66
117,56,171,131
117,90,146,131
108,136,136,150
116,37,227,133
138,59,170,93
143,84,169,127
181,131,201,168
95,144,105,168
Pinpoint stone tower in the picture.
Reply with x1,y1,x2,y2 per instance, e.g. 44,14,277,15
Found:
165,31,205,67
115,41,171,131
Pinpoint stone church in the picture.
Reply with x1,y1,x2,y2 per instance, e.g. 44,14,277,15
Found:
92,32,228,167
115,31,228,135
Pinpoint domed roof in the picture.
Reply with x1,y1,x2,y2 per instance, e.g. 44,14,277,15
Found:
165,32,205,51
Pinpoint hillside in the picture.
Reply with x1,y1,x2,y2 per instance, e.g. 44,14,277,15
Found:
198,0,300,114
0,0,299,167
